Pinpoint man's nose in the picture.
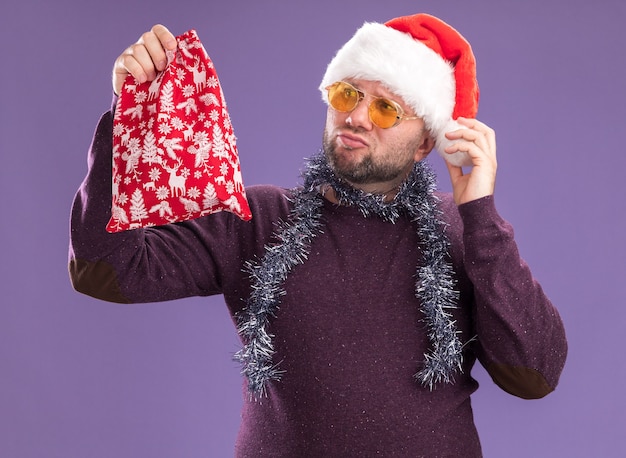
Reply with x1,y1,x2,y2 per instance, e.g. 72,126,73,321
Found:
346,98,373,130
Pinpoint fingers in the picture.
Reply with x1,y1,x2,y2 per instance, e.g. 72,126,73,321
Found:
150,24,178,51
443,118,498,205
445,158,464,181
113,24,177,95
140,24,177,71
444,117,496,167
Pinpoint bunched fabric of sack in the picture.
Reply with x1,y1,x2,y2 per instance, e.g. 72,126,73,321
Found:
107,29,252,232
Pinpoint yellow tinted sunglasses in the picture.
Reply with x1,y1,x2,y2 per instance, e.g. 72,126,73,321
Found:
326,81,421,129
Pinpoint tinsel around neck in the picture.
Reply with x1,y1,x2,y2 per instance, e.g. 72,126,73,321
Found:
302,152,437,221
234,152,463,400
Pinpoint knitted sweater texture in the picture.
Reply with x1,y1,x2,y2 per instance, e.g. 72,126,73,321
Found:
69,109,567,457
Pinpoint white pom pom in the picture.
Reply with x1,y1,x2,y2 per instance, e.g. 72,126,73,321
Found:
434,119,473,168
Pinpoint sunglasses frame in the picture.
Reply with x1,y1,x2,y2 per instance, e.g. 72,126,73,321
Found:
326,81,421,129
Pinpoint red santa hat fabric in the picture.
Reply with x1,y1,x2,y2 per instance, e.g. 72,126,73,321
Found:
319,13,479,167
107,29,252,233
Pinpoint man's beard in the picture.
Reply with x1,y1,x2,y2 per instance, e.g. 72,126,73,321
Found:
322,127,424,185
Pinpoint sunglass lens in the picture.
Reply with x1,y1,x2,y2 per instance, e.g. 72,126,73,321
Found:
369,98,399,129
328,82,358,112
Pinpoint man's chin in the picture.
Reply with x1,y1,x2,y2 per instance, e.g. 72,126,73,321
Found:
330,160,372,185
323,139,373,183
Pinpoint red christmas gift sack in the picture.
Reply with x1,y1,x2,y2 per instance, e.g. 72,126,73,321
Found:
107,29,252,233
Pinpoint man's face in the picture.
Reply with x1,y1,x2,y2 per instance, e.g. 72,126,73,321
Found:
322,79,433,192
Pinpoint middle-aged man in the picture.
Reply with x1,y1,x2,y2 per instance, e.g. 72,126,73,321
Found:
69,13,567,457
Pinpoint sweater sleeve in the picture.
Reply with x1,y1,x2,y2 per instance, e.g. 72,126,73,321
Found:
458,196,567,399
68,106,224,303
68,104,283,305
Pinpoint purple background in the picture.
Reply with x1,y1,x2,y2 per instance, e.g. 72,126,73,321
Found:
2,0,624,456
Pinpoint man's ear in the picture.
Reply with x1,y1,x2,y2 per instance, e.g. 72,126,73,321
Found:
413,130,435,162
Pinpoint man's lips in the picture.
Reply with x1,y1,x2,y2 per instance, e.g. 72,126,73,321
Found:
337,132,369,149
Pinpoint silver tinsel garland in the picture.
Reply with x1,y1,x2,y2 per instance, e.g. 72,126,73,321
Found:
234,152,463,399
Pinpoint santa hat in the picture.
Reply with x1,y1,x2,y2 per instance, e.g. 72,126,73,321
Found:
319,13,479,167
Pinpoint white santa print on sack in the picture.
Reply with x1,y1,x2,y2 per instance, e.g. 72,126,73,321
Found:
215,123,244,194
191,57,207,92
202,182,219,210
177,97,198,116
222,195,242,214
122,137,143,179
211,123,230,160
199,92,220,107
159,81,176,117
109,204,129,231
178,36,208,61
162,158,188,198
149,200,174,219
182,122,195,142
141,130,160,165
107,29,251,233
122,104,143,120
179,196,201,219
128,188,149,228
120,126,136,146
187,130,212,169
161,137,184,161
148,71,166,101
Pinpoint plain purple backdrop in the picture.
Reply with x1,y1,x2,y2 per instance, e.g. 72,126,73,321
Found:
1,0,624,456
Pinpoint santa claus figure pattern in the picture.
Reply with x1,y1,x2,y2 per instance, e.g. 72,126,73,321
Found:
107,29,252,233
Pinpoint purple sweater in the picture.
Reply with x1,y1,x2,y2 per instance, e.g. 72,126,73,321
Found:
69,109,567,457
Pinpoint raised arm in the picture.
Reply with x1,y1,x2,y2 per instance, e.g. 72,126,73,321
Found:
70,25,231,304
440,118,567,398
